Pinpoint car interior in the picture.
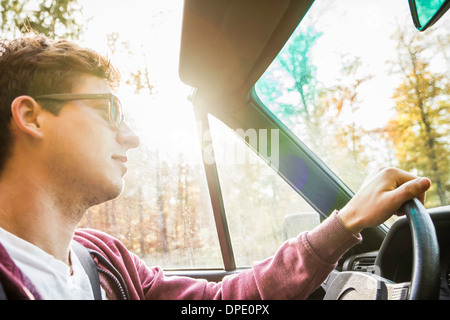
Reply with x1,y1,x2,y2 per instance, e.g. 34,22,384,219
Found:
174,0,450,300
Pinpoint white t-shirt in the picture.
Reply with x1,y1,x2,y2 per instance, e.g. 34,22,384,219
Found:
0,227,105,300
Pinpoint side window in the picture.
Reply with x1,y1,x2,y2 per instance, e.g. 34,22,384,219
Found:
77,97,223,269
208,115,319,267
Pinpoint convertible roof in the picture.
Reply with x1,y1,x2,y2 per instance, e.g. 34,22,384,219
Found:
179,0,314,96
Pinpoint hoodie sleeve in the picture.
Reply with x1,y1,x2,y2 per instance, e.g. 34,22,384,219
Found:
74,210,361,300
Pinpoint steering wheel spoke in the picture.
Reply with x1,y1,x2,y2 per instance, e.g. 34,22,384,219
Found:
323,271,411,300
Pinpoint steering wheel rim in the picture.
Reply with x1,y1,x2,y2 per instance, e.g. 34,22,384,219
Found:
403,198,440,299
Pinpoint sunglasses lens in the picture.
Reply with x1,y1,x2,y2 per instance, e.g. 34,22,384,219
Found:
111,95,123,127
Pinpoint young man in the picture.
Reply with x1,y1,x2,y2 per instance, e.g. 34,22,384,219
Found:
0,35,431,300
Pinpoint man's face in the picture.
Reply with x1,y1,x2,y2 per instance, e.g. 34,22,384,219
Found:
41,75,140,208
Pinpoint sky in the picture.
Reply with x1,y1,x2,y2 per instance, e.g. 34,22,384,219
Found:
79,0,185,92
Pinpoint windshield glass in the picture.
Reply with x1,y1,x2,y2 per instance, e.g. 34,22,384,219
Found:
255,0,449,215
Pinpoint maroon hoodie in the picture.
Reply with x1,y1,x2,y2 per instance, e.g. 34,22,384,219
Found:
0,211,360,300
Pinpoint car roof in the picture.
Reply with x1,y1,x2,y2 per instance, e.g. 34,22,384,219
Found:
179,0,314,97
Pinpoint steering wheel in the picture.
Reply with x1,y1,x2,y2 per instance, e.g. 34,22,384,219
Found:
323,198,440,300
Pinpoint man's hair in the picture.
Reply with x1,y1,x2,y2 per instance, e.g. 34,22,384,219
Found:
0,34,120,173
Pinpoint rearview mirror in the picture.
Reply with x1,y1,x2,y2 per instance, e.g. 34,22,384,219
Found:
409,0,450,31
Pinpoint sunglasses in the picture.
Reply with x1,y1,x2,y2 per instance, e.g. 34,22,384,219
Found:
34,93,124,128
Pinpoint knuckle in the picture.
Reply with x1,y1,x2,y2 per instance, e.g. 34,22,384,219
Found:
379,166,397,177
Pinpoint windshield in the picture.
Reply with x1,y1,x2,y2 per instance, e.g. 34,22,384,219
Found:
255,0,449,215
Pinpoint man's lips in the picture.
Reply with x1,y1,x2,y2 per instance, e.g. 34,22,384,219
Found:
112,155,128,163
112,155,128,173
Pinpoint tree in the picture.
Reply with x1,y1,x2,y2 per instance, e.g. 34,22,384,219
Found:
278,27,322,119
257,26,322,123
318,56,375,189
1,0,83,39
155,153,169,255
256,27,326,152
385,27,449,206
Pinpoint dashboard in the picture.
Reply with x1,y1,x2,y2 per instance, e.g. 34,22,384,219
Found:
342,206,450,300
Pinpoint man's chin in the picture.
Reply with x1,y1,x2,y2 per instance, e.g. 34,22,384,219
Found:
86,180,124,206
105,181,125,201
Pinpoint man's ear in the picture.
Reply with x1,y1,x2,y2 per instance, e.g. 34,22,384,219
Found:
10,96,45,139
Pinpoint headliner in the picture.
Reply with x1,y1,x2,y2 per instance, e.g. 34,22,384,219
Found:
178,0,314,97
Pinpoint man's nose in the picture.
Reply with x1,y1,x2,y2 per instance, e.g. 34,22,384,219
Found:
117,121,140,149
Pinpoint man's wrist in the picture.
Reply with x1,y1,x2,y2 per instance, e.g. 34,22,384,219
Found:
337,205,363,235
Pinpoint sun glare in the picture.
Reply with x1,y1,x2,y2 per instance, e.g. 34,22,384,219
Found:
79,0,195,157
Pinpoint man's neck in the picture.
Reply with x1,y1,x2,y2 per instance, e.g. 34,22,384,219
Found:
0,170,85,265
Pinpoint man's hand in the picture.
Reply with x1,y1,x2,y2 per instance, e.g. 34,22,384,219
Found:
338,167,431,234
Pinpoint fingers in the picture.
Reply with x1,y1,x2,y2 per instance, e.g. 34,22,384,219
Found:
375,167,430,202
395,177,431,206
379,168,431,216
